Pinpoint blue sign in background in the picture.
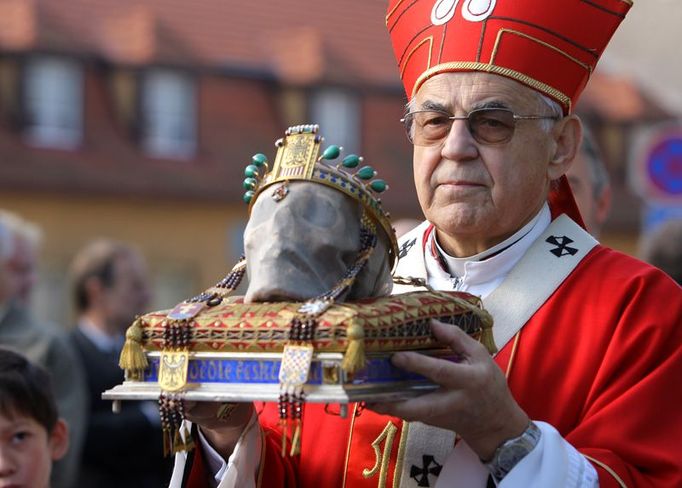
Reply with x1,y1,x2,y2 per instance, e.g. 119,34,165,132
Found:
642,203,682,234
646,135,682,196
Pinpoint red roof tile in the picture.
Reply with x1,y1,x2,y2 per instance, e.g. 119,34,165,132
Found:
0,0,402,87
0,0,35,50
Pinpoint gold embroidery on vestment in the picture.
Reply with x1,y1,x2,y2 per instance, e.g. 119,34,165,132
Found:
362,421,399,487
505,332,521,379
341,403,360,488
583,455,628,488
392,421,410,488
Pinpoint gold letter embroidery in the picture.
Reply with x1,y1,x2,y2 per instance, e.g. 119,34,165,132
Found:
362,421,398,487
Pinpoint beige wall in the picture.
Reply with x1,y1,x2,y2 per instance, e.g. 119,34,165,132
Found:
3,191,248,328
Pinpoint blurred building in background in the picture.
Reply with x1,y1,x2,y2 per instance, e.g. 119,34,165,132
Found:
0,0,680,325
0,0,415,325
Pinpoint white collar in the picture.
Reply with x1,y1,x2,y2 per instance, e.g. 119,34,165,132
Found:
426,203,551,296
78,319,125,353
199,410,261,488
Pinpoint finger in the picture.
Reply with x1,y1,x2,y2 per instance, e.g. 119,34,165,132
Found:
368,389,463,422
430,319,490,360
391,350,475,389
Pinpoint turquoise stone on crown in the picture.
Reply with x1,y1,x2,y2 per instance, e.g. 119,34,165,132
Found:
321,145,341,160
243,190,255,204
356,166,376,180
243,178,257,190
252,153,268,167
370,179,387,193
245,165,259,178
342,154,361,168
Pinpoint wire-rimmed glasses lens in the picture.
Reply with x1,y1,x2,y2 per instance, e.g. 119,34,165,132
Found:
401,108,558,146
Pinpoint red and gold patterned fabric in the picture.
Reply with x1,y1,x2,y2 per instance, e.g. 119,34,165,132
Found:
386,0,632,113
135,291,491,356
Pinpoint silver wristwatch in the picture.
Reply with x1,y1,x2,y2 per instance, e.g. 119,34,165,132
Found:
484,421,542,483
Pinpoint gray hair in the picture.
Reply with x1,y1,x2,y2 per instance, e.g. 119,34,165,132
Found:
0,211,42,263
534,91,564,132
579,126,610,198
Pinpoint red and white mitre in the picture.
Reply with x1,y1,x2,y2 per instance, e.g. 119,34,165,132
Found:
386,0,632,113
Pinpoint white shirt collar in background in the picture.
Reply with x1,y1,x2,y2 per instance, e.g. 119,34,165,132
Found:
78,319,125,353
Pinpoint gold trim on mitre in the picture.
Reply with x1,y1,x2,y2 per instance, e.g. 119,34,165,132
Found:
491,29,592,75
400,36,433,80
412,61,572,112
385,0,407,26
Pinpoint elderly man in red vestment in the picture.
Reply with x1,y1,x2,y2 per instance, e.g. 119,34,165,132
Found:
171,1,682,486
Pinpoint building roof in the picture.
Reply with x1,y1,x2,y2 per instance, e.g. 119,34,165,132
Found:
0,0,402,88
577,71,671,122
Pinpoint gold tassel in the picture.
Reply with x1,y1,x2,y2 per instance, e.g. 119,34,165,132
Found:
289,420,302,456
342,322,366,374
119,319,148,373
479,309,497,355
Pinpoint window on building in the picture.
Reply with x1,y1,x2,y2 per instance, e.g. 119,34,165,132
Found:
24,56,83,149
142,69,196,159
310,88,361,155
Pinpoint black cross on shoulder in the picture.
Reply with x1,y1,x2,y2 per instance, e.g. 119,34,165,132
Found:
410,454,443,487
546,235,578,258
399,238,417,259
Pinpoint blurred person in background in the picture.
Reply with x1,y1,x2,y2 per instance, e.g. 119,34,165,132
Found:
0,210,41,307
68,239,171,487
565,127,612,238
640,219,682,285
0,210,87,488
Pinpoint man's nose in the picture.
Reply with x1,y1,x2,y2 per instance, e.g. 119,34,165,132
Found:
441,119,478,162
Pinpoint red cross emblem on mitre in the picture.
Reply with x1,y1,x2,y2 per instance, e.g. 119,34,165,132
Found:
386,0,632,113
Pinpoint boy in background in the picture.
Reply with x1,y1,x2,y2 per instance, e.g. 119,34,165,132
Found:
0,347,69,488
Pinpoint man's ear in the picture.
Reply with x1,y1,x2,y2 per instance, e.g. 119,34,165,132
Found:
49,418,69,461
548,115,582,180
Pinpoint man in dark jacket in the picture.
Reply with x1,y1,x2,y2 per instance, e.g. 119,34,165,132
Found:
68,239,172,487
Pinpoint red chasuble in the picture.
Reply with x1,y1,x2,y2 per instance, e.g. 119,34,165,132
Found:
258,242,682,487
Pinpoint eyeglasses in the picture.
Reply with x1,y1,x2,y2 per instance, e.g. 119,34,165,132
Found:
400,108,560,146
